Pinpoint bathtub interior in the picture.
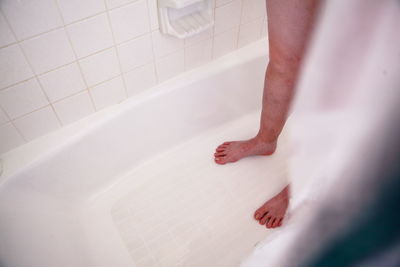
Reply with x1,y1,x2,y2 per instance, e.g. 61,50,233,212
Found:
0,39,291,267
110,112,290,267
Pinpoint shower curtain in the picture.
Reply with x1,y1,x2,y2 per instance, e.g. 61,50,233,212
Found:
241,0,400,266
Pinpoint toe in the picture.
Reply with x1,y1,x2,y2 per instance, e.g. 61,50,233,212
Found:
254,208,267,220
214,156,227,164
266,218,275,228
272,218,279,228
216,147,226,152
277,218,283,227
219,145,229,150
214,152,226,157
260,214,270,225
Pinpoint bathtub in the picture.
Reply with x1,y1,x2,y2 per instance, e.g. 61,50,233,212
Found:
0,39,290,267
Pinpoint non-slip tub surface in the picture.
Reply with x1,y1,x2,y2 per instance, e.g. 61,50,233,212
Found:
111,112,290,267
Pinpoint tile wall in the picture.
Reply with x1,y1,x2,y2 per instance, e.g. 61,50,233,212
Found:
0,0,267,154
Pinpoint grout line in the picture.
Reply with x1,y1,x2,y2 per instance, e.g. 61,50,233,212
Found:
36,77,64,126
236,0,244,49
103,0,129,99
10,121,28,142
103,0,138,12
145,1,160,84
215,0,236,9
0,41,19,50
8,25,65,44
0,106,25,143
0,75,35,92
50,88,91,105
0,106,11,123
87,73,123,90
0,11,26,142
7,104,52,122
53,0,97,113
211,0,217,59
150,41,160,84
114,30,152,46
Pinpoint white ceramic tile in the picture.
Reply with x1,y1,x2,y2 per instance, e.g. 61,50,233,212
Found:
109,0,150,44
238,18,263,48
213,27,238,58
0,123,25,154
67,14,114,58
53,91,95,125
0,12,16,47
38,63,86,102
184,28,213,47
124,63,156,96
214,0,241,34
0,78,48,119
185,39,213,70
152,30,184,59
0,44,34,89
216,0,233,7
90,76,126,110
21,28,75,74
241,0,266,24
14,106,60,141
117,34,154,72
57,0,106,24
79,48,120,86
106,0,136,9
155,50,184,82
147,0,159,30
1,0,63,40
0,108,9,125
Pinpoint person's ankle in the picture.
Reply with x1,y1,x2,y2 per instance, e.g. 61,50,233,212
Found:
279,187,290,199
254,133,277,146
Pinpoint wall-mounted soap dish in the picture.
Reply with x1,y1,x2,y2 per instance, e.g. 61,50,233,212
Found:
158,0,214,39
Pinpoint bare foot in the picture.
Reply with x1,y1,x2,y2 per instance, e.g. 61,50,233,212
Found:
214,137,277,164
254,186,289,229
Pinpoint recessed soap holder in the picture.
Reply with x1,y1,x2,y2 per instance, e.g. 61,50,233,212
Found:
158,0,214,39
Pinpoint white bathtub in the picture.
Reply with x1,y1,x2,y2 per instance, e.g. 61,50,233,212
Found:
0,39,290,267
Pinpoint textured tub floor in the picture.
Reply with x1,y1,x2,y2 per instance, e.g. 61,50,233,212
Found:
111,112,290,267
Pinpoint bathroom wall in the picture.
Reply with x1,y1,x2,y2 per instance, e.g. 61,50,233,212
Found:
0,0,267,154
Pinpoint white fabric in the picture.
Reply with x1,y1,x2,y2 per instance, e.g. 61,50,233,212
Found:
242,0,400,266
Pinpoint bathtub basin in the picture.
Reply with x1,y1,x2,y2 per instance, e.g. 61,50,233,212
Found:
0,39,289,267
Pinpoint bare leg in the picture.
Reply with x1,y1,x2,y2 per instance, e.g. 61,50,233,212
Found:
255,0,320,229
214,0,319,165
215,0,320,228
